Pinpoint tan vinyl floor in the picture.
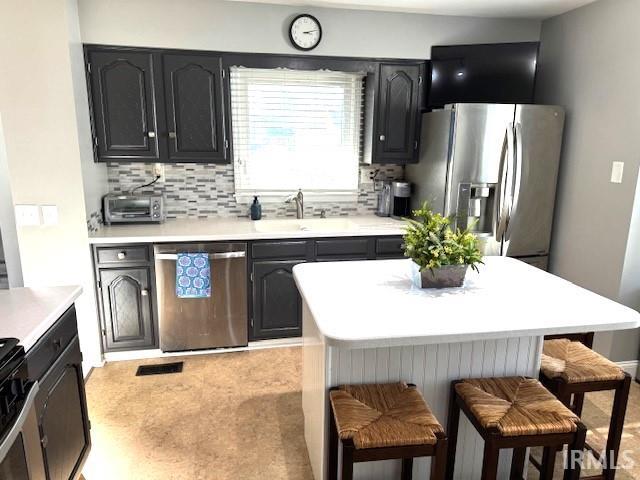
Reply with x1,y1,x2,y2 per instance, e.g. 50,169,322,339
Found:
82,347,640,480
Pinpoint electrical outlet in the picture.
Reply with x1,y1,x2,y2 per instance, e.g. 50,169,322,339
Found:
359,169,372,185
15,205,40,226
610,161,624,184
153,163,165,182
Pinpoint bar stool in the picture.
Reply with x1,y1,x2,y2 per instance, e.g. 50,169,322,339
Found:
328,382,448,480
538,338,631,480
446,376,587,480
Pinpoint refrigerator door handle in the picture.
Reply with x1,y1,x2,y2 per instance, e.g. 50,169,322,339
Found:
495,124,514,243
505,122,524,240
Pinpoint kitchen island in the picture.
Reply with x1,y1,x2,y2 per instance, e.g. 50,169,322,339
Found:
293,257,640,480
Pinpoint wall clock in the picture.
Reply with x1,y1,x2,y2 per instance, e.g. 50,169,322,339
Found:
289,14,322,51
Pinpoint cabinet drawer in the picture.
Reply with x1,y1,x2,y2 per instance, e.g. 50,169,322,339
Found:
376,236,405,258
252,241,309,260
96,245,150,264
315,238,370,258
26,305,78,382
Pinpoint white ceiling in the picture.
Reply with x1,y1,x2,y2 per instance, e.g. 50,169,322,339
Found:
227,0,597,19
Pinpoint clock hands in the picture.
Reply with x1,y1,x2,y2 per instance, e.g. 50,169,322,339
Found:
303,30,319,34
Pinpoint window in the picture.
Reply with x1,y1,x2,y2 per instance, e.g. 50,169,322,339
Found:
230,67,365,201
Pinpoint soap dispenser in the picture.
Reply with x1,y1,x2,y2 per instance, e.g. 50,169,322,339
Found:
250,196,262,220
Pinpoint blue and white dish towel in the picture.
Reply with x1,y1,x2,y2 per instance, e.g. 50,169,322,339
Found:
176,253,211,298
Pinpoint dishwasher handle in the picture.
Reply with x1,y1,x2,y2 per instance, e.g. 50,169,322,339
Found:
155,251,246,261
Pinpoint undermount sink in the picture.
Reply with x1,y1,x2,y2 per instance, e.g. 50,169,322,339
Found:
253,218,356,233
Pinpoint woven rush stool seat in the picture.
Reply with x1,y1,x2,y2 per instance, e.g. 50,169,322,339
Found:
446,376,586,480
541,339,625,383
328,382,448,480
454,376,579,436
330,382,444,449
538,338,632,480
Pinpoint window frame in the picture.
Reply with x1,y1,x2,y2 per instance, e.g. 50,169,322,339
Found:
223,54,379,203
230,66,366,202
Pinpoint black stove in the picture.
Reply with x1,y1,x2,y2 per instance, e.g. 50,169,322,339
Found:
0,338,28,434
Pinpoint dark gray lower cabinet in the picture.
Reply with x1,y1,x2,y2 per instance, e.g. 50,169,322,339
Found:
251,260,304,340
36,336,90,480
26,306,91,480
99,267,155,350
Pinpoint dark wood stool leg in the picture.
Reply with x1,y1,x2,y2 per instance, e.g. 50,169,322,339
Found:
445,382,461,480
572,392,586,416
431,433,448,480
510,447,526,480
564,422,587,480
540,446,558,480
341,440,354,480
401,458,413,480
602,373,631,480
480,437,500,480
328,407,339,480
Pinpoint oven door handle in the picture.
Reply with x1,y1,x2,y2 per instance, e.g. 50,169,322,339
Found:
0,381,39,462
155,252,246,261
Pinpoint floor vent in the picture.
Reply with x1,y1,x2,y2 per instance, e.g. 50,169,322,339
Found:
135,362,183,376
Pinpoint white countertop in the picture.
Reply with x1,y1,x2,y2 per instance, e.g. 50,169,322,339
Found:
293,257,640,348
0,286,82,351
89,215,405,244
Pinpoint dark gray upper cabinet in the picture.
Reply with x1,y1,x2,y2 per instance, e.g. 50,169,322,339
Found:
88,50,161,161
251,260,304,340
162,54,227,162
86,47,229,163
99,267,155,351
373,63,423,164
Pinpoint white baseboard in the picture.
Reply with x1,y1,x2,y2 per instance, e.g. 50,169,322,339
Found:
102,337,303,363
616,360,638,379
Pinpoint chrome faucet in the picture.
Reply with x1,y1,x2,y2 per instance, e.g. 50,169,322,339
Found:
285,189,304,219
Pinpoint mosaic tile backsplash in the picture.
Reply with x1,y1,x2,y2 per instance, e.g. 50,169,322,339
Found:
106,163,404,219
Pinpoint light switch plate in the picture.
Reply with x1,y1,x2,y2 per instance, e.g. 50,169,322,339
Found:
41,205,58,226
611,161,624,183
15,205,40,226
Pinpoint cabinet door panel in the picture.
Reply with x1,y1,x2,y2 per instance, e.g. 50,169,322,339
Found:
252,260,303,340
37,337,90,480
89,50,159,160
375,64,421,163
99,267,155,351
163,54,227,162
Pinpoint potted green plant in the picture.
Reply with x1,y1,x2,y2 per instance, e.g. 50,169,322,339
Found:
403,203,483,288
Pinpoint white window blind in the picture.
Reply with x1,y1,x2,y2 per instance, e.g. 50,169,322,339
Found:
230,67,365,199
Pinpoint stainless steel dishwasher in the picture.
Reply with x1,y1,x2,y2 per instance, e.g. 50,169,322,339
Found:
154,243,248,351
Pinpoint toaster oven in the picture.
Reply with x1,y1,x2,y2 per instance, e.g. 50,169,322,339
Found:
103,194,165,225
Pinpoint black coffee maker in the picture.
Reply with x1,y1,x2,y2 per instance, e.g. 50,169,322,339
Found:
390,181,411,219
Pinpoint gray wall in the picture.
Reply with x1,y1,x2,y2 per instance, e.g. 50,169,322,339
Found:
66,0,108,226
78,0,541,59
536,0,640,362
0,114,23,288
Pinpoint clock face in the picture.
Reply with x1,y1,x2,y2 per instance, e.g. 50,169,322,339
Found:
289,15,322,51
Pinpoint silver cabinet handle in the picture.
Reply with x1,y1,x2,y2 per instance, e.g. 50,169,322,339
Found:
155,251,246,261
141,289,148,296
117,251,127,260
379,135,385,141
147,132,156,138
168,132,177,139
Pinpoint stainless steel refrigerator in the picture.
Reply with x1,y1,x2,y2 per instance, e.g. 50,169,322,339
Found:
406,103,565,270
